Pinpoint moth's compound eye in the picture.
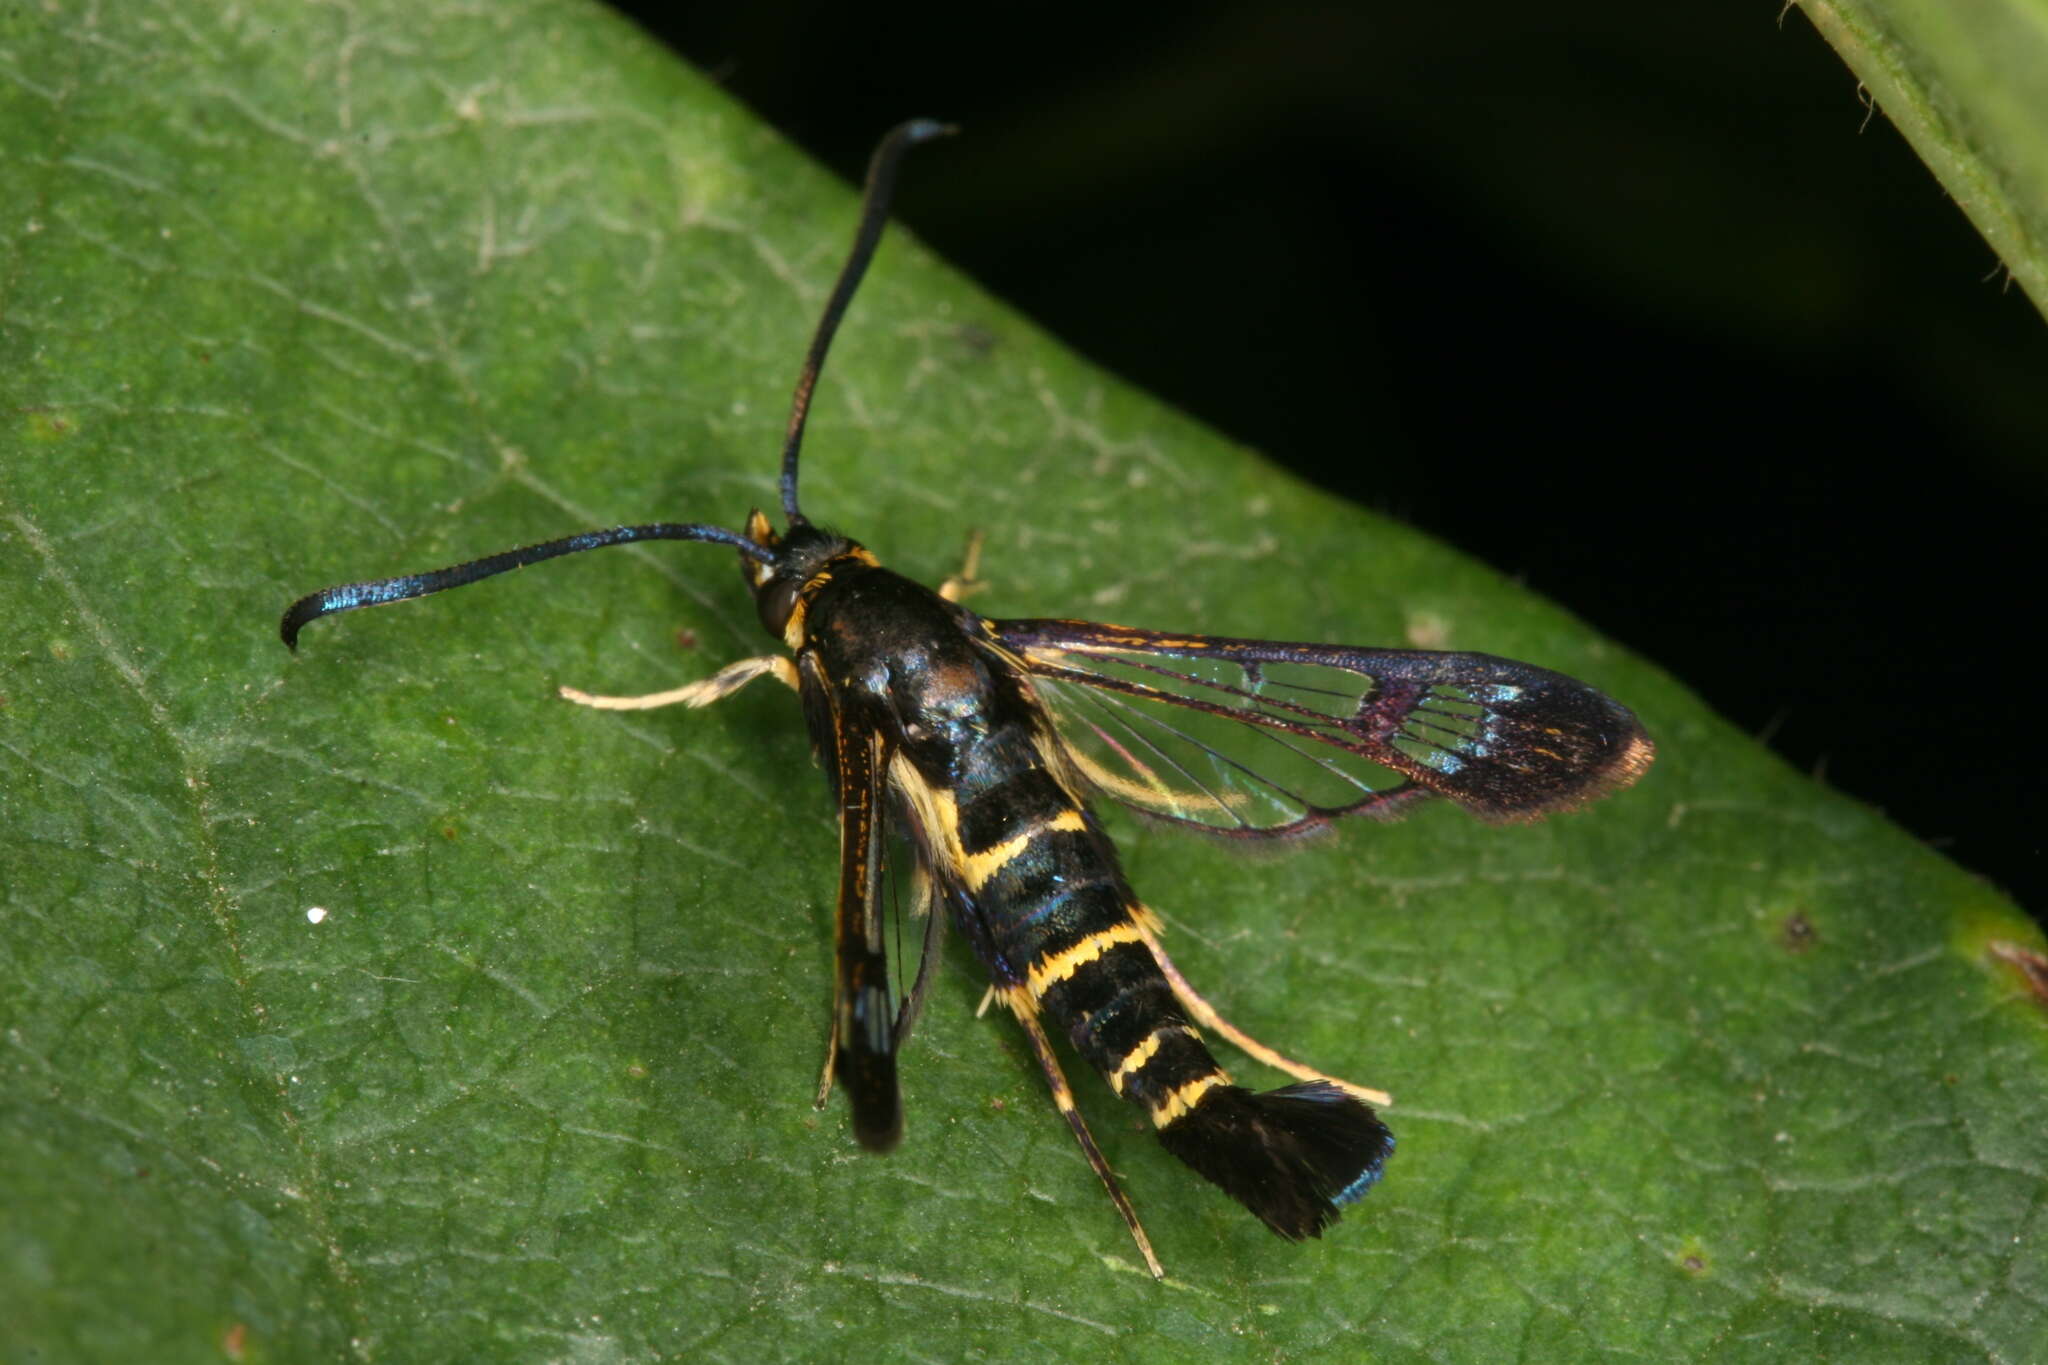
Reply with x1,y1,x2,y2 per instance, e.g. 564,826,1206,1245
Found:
756,575,802,636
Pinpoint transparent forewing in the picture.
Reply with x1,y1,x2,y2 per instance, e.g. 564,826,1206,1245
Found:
819,700,905,1151
990,620,1654,835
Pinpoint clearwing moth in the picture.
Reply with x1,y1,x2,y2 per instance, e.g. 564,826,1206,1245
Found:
281,121,1654,1277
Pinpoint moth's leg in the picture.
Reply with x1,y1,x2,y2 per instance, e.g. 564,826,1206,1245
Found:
1003,986,1165,1280
559,654,798,711
937,529,987,603
814,1006,841,1109
1135,915,1393,1108
892,861,944,1046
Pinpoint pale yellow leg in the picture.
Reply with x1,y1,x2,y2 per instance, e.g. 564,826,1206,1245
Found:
937,529,987,603
559,654,799,711
814,1004,841,1110
1134,916,1393,1108
1003,986,1165,1279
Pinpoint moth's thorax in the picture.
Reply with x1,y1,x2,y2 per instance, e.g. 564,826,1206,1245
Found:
798,560,1004,764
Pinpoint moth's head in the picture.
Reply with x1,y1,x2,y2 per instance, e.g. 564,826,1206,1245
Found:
741,509,869,645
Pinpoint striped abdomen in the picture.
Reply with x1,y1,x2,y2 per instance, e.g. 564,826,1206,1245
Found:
946,719,1395,1239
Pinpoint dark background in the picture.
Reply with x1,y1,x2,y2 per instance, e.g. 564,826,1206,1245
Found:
619,4,2045,918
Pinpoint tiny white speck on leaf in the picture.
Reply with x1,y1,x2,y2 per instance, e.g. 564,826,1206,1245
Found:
306,906,328,924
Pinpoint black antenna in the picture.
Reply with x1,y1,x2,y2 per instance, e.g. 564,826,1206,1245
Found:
778,119,956,526
280,522,771,648
281,122,953,652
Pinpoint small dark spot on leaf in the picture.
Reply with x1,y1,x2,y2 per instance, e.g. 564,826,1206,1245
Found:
953,322,998,358
1674,1239,1711,1276
626,1063,648,1080
989,1097,1006,1113
197,350,213,364
1987,940,2048,1010
25,410,74,440
1780,910,1818,953
221,1322,248,1360
675,628,699,650
135,1166,150,1180
440,825,458,841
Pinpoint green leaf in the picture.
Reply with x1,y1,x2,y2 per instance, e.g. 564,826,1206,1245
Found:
1794,0,2048,321
3,5,2041,1362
